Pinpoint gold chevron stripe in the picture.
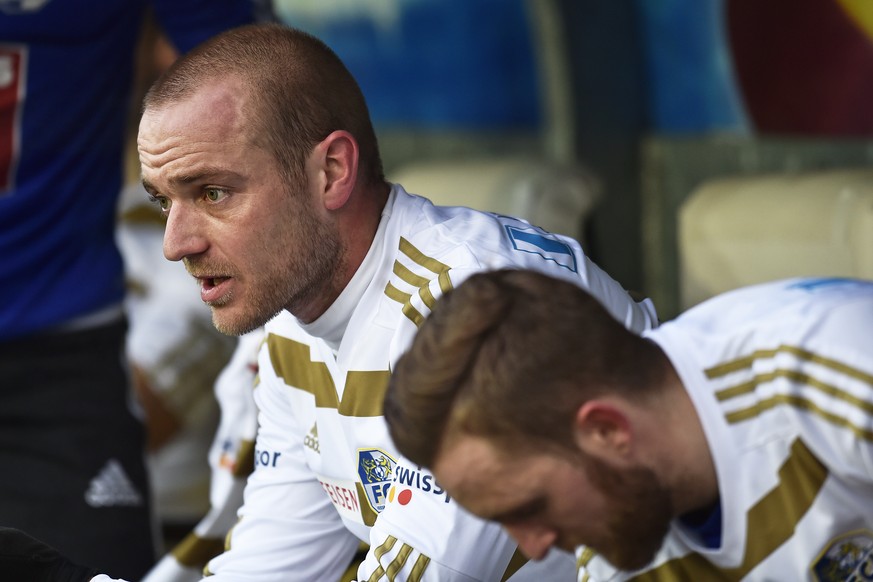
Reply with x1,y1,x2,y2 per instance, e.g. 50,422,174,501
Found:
266,335,389,417
629,438,827,581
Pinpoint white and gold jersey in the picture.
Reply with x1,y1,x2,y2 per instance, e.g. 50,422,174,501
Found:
579,277,873,582
206,185,658,582
142,329,263,582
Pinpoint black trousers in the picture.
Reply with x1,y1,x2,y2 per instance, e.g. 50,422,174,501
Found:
0,318,157,579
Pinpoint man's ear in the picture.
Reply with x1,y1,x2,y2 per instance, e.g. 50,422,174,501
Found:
572,400,633,461
311,130,358,211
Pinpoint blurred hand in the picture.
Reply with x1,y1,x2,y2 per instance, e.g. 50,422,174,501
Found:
130,363,183,452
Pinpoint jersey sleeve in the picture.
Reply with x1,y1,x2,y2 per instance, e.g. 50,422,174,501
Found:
788,294,873,481
152,0,254,54
359,456,576,582
566,254,658,334
491,225,659,334
141,330,263,582
202,341,360,582
359,468,515,582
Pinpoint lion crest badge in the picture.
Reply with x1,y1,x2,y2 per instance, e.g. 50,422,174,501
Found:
811,529,873,581
357,448,396,513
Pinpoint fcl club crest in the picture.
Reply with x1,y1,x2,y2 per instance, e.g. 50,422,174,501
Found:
811,529,873,581
357,448,396,514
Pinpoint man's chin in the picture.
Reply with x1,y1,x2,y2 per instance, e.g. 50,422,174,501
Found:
211,308,268,337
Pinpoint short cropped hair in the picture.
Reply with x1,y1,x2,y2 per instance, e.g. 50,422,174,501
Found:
384,269,666,466
143,23,384,189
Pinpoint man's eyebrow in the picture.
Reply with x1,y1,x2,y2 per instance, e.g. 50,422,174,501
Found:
141,177,156,194
167,167,241,186
141,168,243,192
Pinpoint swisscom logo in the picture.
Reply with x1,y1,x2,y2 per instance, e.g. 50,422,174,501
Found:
388,464,451,506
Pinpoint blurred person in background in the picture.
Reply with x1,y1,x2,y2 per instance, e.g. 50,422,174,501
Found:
0,2,253,578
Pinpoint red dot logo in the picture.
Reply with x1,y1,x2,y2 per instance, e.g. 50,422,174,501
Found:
397,489,412,505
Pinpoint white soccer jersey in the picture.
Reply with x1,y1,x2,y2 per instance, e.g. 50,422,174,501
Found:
203,185,658,582
577,277,873,582
142,329,263,582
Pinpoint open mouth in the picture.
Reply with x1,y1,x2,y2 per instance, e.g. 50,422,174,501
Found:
196,275,233,304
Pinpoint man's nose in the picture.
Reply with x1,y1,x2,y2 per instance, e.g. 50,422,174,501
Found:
162,204,208,261
504,524,558,561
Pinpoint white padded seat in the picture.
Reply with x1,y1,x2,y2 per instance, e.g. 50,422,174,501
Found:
678,169,873,309
389,157,599,240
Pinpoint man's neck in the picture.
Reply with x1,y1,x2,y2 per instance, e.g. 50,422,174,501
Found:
297,185,395,351
660,370,720,517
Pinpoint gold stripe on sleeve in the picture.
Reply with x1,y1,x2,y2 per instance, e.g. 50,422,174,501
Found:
366,536,397,582
398,237,450,275
170,532,227,569
365,536,431,582
725,393,873,441
385,281,425,327
717,370,873,416
436,270,453,295
387,238,454,327
706,345,873,386
417,278,439,311
385,543,413,579
408,554,431,582
575,546,596,581
393,260,430,288
233,438,255,478
705,345,873,440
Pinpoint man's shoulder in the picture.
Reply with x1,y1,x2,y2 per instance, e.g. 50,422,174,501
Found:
391,187,586,275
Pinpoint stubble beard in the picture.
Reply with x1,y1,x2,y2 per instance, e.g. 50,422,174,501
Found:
584,456,674,572
210,203,343,336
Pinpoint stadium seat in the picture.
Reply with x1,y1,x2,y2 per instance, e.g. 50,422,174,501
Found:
389,156,600,240
678,168,873,310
